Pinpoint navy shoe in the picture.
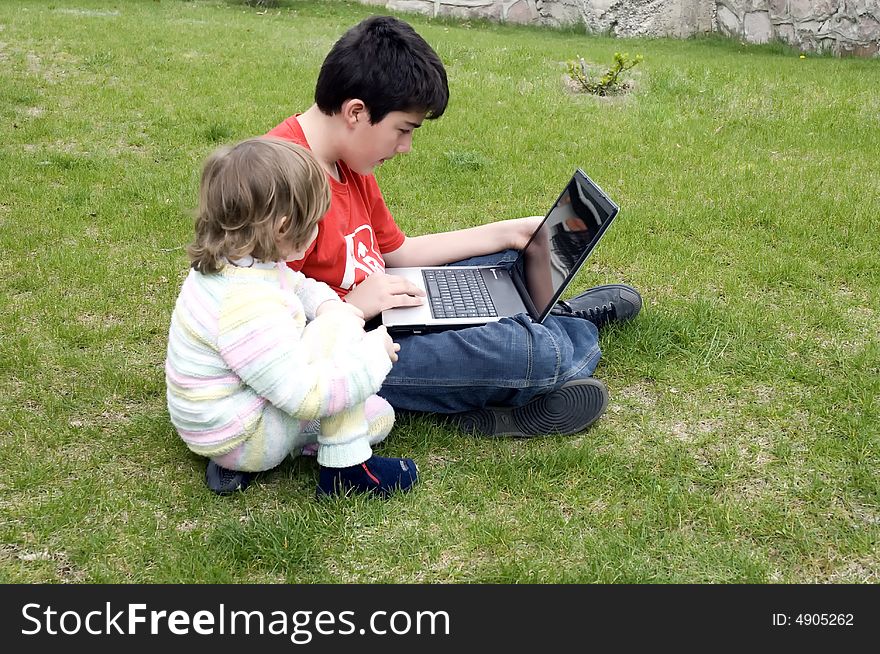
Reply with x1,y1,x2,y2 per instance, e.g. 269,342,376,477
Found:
206,460,253,495
551,283,642,329
451,378,608,438
317,455,419,499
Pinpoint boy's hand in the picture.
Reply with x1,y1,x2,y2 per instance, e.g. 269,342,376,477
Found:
506,216,544,250
343,272,425,320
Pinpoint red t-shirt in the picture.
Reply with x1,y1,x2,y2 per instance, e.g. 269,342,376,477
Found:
265,115,406,297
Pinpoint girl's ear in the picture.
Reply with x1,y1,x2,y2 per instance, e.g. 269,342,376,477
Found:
275,215,290,237
341,99,368,127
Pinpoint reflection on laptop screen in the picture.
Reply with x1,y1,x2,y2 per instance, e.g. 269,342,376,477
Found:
521,174,614,313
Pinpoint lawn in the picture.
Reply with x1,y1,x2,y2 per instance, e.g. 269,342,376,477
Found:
0,0,877,583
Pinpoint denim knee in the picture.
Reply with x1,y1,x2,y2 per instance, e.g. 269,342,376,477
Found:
381,313,600,413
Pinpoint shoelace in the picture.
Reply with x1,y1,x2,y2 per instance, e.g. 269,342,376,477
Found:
557,300,617,327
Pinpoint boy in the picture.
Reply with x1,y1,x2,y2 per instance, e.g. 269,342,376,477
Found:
270,13,642,417
211,15,642,493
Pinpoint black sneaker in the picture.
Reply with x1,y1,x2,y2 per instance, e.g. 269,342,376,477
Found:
451,378,608,437
205,460,253,495
551,283,642,329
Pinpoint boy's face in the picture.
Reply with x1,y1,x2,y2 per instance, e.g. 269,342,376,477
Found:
344,110,426,175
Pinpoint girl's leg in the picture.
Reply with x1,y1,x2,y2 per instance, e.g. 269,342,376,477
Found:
300,394,394,456
315,398,416,498
315,403,373,468
299,318,415,497
365,394,395,445
206,404,305,494
211,404,305,472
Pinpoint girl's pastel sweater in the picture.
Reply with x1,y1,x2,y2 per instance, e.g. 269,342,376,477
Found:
165,262,392,458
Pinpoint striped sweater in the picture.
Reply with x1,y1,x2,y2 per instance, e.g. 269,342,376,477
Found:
165,262,392,458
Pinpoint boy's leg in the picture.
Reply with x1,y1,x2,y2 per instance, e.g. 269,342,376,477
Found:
381,312,601,412
551,284,642,328
378,250,605,430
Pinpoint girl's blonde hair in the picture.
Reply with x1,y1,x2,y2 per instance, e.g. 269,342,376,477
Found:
189,137,330,273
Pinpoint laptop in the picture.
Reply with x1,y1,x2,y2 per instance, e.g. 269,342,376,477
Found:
382,169,619,333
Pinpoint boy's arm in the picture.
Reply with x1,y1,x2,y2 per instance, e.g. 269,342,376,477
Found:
382,216,542,267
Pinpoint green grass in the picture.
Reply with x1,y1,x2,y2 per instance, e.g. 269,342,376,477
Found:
1,0,878,583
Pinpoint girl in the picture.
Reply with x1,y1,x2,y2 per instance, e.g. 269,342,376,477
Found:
165,138,417,498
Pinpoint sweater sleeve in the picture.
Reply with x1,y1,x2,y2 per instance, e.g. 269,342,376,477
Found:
216,282,392,420
284,267,340,320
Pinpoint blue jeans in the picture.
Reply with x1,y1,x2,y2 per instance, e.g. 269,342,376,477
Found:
379,251,601,413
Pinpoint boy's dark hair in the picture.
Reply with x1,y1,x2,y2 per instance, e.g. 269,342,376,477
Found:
315,15,448,124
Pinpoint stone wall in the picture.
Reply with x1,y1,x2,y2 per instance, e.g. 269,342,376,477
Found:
356,0,880,56
359,0,714,36
717,0,880,56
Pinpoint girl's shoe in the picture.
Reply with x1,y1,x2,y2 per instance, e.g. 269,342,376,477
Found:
206,460,253,495
317,455,419,498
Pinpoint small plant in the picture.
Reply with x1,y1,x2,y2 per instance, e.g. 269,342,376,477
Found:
566,52,643,96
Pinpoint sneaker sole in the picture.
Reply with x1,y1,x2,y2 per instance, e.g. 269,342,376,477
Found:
454,378,608,437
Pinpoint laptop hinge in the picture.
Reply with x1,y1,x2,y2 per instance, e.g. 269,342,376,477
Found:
509,258,541,321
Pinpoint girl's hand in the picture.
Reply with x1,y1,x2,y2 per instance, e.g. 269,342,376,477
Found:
315,299,366,327
316,299,364,320
372,325,401,363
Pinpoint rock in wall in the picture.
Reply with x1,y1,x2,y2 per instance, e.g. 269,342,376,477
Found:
356,0,879,55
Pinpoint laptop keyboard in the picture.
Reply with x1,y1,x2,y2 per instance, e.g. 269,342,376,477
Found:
423,269,498,319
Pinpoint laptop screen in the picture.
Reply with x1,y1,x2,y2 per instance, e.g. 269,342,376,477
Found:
515,170,619,321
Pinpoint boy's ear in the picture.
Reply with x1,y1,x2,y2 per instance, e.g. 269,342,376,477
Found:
341,99,368,127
